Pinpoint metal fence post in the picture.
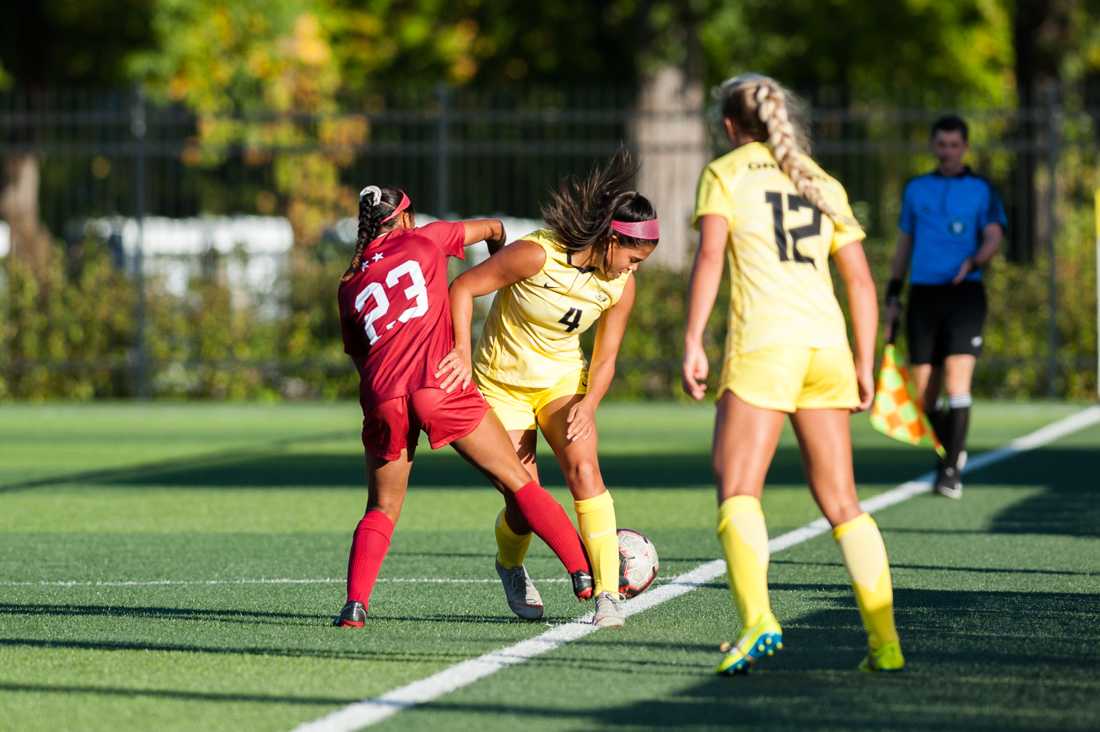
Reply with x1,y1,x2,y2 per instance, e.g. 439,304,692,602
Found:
131,86,150,399
434,84,452,218
1044,86,1062,398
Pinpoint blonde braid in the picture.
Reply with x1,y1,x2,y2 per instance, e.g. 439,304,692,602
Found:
752,81,852,226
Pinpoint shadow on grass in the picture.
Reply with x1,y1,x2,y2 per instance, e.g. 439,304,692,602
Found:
982,447,1100,538
0,429,350,495
0,681,357,707
0,603,543,627
2,445,947,492
395,586,1100,731
772,558,1097,577
4,586,1098,724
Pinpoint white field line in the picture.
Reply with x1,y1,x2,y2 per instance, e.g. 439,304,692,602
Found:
293,405,1100,732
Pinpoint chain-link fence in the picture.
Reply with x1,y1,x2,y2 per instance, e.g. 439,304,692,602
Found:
1,87,1097,399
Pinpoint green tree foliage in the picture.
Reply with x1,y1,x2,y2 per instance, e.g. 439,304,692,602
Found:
696,0,1014,106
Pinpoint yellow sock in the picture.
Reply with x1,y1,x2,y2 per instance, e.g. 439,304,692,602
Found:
495,509,531,569
574,491,619,596
716,496,772,628
833,513,900,650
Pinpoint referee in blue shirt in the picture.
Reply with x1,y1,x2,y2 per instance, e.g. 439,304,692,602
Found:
885,115,1006,499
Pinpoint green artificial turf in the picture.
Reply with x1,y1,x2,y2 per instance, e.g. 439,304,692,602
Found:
1,402,1097,731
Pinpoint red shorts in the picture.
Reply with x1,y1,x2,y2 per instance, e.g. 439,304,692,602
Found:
361,385,489,461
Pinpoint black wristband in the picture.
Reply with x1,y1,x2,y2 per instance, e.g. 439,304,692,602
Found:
968,256,982,271
886,278,904,302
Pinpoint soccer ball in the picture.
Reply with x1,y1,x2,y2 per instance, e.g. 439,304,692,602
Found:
618,528,659,598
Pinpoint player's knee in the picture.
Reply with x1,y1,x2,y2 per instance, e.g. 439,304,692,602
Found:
821,495,861,527
565,459,601,492
367,495,405,522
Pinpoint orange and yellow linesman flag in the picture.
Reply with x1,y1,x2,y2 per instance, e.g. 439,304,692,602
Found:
870,344,944,456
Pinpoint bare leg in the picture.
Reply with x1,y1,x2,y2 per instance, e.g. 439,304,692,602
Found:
450,411,538,493
910,363,942,416
501,429,538,535
538,394,619,600
790,407,901,660
451,410,589,576
942,354,976,397
342,449,413,612
788,408,860,526
364,449,413,523
712,391,786,638
712,391,786,503
537,393,607,501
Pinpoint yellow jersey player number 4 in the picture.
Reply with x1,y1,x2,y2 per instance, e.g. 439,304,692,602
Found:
441,149,659,629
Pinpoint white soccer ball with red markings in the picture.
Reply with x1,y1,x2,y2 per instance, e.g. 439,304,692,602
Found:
618,528,659,598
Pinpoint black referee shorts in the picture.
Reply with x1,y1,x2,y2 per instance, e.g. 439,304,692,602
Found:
905,282,987,366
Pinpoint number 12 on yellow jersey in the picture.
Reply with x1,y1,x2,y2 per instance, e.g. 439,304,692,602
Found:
765,190,822,267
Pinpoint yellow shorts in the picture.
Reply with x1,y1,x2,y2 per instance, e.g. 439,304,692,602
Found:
719,346,858,413
475,368,588,431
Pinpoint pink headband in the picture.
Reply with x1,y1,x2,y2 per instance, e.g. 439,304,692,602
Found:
381,191,411,223
611,218,659,241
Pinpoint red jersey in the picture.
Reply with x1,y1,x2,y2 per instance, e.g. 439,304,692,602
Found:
338,221,465,409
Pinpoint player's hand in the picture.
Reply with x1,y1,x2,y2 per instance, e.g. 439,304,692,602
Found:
435,347,472,393
852,364,875,413
951,257,974,285
486,234,507,256
566,399,596,443
682,342,709,401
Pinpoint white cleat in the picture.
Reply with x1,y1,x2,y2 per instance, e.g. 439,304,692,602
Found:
593,591,625,628
495,561,544,620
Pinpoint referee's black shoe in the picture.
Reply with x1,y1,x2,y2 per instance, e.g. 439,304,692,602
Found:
934,465,962,500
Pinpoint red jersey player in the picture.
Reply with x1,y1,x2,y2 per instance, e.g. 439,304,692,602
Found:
334,185,594,628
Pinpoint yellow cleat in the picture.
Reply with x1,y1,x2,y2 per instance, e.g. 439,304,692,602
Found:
716,613,783,676
859,640,906,672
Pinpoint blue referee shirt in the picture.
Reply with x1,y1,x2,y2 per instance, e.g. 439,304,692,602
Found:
899,167,1007,285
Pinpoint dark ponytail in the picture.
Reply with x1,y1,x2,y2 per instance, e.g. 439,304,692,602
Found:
541,148,658,259
342,185,411,282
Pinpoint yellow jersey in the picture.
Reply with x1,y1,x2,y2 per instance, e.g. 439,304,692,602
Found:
693,142,865,355
474,229,631,388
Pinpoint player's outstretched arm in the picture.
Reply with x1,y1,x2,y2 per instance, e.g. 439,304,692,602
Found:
567,275,636,442
461,219,507,253
438,240,547,393
682,215,727,400
834,240,878,412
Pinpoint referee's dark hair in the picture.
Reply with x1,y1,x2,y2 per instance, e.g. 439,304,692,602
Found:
930,114,968,142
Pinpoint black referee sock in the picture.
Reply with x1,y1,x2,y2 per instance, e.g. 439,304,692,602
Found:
945,394,972,472
929,405,951,447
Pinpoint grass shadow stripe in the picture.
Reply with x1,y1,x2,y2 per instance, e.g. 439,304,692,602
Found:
0,429,350,495
0,681,358,707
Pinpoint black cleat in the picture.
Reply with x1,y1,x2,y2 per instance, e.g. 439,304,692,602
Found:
334,601,366,628
571,570,594,600
934,466,962,500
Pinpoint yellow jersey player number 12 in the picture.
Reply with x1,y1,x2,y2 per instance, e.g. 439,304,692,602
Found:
682,73,905,675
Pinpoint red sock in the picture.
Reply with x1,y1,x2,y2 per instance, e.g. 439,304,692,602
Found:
513,481,590,575
346,509,395,607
